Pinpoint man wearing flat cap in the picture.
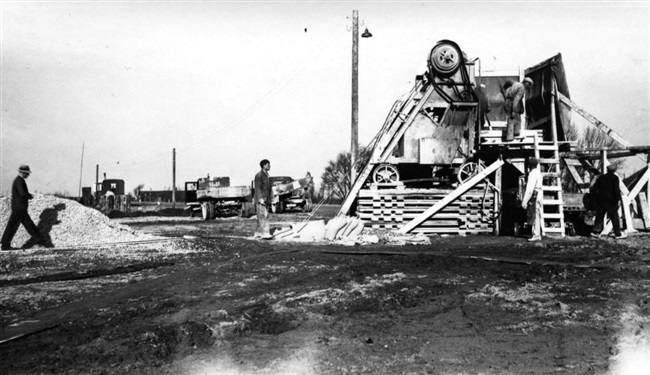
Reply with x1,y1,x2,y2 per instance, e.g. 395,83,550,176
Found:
591,163,625,239
504,77,534,142
1,165,44,250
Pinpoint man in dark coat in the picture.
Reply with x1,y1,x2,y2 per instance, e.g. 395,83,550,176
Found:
591,164,625,238
1,165,44,250
254,159,272,239
476,83,491,129
504,77,533,141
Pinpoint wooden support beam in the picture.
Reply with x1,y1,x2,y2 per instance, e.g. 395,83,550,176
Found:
638,193,650,229
647,154,650,225
562,158,583,166
337,83,433,216
563,161,589,193
558,93,632,147
398,159,504,234
528,115,551,129
601,170,642,235
628,166,650,201
550,83,559,145
494,163,502,236
378,85,435,161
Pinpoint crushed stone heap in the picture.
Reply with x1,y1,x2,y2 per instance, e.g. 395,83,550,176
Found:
0,194,155,248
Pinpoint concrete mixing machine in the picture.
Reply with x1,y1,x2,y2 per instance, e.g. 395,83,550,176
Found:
361,40,481,191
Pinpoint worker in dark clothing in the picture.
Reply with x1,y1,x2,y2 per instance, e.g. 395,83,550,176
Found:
1,165,44,250
254,159,273,239
105,189,116,210
504,77,533,142
476,83,491,129
591,164,625,239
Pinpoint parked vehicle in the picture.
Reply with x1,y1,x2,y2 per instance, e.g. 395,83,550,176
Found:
269,176,313,214
185,176,252,220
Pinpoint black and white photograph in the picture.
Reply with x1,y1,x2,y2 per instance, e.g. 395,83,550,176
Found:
1,1,649,374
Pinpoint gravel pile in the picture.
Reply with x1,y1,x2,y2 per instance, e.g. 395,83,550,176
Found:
0,194,155,248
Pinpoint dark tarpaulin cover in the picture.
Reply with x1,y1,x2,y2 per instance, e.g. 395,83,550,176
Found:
524,53,571,141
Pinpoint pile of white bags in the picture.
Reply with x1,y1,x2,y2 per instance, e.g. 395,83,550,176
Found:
323,216,364,241
271,216,430,246
272,216,363,243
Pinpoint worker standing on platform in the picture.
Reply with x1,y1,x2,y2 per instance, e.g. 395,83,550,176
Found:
254,159,273,239
521,157,543,242
505,77,534,142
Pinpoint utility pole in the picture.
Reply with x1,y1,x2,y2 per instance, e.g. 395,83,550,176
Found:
351,9,359,183
78,142,85,198
172,148,176,208
95,164,99,201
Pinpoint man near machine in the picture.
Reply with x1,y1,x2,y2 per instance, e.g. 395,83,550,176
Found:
475,83,491,129
521,157,542,242
591,164,626,239
1,165,45,250
254,159,273,239
105,189,115,211
505,77,534,142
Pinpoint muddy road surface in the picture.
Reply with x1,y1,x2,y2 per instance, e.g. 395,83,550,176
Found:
1,205,649,374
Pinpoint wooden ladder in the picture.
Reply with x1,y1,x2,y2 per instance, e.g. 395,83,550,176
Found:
337,82,435,216
534,133,565,236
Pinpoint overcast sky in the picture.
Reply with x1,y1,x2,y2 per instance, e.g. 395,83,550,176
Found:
1,0,648,196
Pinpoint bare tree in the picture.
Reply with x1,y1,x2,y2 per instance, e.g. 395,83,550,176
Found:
562,121,625,192
132,184,145,200
320,147,372,202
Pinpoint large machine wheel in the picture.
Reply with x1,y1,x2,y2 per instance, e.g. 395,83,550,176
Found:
373,164,400,184
429,40,462,77
201,202,214,220
457,162,479,184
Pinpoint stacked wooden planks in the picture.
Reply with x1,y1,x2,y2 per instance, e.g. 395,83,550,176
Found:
357,186,495,235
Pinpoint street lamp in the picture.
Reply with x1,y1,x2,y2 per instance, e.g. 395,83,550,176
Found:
351,10,372,184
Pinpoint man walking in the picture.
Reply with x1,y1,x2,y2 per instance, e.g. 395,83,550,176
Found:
254,159,273,239
591,164,625,239
521,157,543,242
1,165,44,250
505,77,533,142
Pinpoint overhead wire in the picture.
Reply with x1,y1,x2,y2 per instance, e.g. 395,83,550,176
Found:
103,30,339,173
97,16,352,174
177,32,339,154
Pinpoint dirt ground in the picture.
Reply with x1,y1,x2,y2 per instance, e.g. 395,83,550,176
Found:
1,205,649,375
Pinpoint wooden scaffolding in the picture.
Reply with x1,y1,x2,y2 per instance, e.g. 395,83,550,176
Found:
338,50,650,236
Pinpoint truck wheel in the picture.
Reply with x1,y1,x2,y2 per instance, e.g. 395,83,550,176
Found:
239,202,251,218
271,202,282,214
201,202,210,221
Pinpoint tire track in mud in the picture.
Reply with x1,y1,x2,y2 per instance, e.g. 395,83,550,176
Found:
0,261,176,287
0,241,303,344
316,248,650,273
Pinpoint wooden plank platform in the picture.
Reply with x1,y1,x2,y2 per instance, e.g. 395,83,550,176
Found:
357,186,496,235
